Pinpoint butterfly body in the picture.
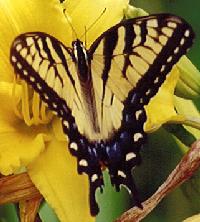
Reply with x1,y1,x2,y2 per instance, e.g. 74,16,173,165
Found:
10,13,194,215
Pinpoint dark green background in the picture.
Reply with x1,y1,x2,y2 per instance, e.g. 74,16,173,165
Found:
0,1,199,222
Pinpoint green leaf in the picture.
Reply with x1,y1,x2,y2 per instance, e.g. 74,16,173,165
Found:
0,204,18,222
96,172,131,222
39,202,60,222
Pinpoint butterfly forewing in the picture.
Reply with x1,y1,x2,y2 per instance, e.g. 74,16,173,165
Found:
90,14,194,106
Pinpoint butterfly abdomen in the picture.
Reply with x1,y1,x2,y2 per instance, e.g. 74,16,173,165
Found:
72,39,103,136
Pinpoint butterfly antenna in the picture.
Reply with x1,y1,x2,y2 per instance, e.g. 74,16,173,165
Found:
80,8,107,41
63,8,78,39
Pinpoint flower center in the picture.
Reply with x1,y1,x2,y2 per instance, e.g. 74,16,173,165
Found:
12,75,53,126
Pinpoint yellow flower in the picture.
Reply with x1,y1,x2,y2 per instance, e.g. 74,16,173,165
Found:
0,0,196,221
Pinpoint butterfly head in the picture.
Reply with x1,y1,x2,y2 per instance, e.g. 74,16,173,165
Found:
72,39,87,58
72,39,87,55
72,39,89,82
72,39,83,48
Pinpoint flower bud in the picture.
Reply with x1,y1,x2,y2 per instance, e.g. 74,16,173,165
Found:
124,4,148,19
175,56,200,99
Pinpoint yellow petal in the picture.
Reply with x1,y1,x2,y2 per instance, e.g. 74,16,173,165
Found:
0,133,46,175
144,67,179,132
0,82,49,175
183,214,200,222
175,97,200,117
0,81,21,123
0,0,71,81
65,0,128,46
52,117,66,142
27,139,94,222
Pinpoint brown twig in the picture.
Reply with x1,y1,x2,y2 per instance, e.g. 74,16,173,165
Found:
0,172,42,204
19,196,43,222
115,140,200,222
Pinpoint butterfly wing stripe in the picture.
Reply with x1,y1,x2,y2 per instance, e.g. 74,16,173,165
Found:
124,23,136,53
139,20,148,45
101,29,118,98
41,36,56,63
98,29,118,122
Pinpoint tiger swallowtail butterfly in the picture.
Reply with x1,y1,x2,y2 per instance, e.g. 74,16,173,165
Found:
10,13,194,216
